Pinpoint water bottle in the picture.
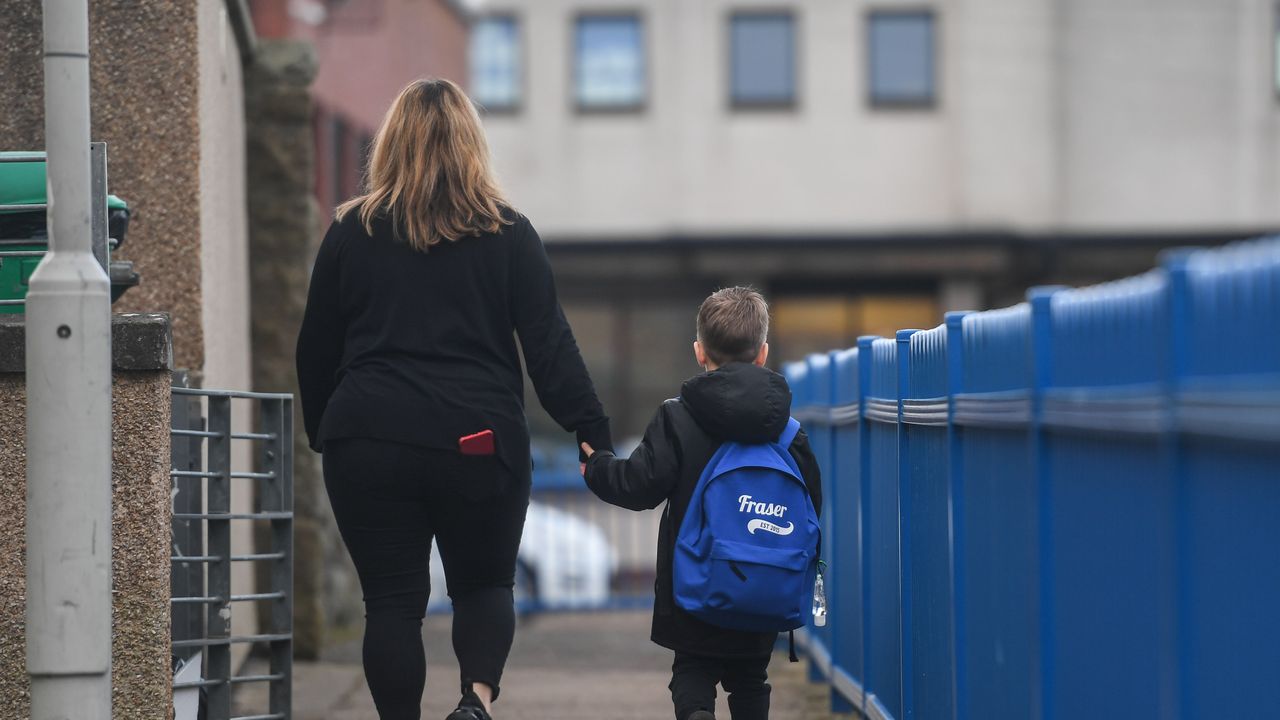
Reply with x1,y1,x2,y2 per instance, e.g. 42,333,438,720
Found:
812,563,828,627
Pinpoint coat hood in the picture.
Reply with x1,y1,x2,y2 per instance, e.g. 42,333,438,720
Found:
680,363,793,444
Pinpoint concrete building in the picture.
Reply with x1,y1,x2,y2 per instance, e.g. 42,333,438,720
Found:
470,0,1280,437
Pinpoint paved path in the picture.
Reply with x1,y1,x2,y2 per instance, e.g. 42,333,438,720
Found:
243,611,845,719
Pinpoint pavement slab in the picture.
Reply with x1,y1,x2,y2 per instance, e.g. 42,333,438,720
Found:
237,610,848,719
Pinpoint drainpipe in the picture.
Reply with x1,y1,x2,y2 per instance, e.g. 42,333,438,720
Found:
26,0,114,717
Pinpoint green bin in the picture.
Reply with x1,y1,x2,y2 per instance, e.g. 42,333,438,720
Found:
0,152,133,314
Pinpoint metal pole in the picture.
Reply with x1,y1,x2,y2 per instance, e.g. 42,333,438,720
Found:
26,0,114,717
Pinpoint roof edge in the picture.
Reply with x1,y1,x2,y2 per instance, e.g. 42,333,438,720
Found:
226,0,258,64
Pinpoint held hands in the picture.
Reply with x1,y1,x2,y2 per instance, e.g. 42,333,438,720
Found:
580,442,595,477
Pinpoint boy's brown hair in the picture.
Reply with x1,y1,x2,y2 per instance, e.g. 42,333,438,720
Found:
696,286,770,365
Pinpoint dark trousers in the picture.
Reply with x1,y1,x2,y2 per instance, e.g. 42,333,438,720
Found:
670,652,772,720
323,438,530,720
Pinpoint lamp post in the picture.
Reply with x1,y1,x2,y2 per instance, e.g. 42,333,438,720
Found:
26,0,114,717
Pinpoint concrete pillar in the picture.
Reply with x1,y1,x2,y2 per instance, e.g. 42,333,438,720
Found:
0,313,174,720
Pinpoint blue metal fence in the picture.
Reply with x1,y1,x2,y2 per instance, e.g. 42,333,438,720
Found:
785,237,1280,720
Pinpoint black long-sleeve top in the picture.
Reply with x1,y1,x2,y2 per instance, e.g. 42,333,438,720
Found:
296,209,612,478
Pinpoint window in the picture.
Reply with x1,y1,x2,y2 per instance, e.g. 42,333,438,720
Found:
330,114,349,203
357,132,374,190
575,15,646,111
1274,4,1280,97
730,13,797,107
868,11,936,107
471,17,521,111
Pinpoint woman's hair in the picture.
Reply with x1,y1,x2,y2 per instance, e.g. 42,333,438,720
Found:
336,78,512,250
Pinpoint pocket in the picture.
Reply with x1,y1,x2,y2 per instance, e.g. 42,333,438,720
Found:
704,539,810,618
452,453,506,502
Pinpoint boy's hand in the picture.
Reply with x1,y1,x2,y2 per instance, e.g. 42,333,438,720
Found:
580,442,595,477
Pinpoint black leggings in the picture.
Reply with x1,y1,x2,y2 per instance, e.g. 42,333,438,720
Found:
670,652,772,720
323,438,530,720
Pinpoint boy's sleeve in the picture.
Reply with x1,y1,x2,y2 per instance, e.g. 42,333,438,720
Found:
788,428,823,517
583,402,681,511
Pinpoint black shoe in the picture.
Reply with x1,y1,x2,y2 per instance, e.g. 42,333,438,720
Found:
446,690,493,720
687,712,716,720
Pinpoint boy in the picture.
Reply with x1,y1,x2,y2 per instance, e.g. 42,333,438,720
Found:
581,287,822,720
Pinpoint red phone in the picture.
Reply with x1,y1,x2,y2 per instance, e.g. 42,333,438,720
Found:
458,429,496,456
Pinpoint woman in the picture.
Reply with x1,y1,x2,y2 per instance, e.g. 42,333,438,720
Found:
296,79,612,720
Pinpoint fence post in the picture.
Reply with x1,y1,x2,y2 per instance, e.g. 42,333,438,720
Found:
895,329,918,718
1162,249,1193,719
1027,286,1060,720
805,353,835,685
856,335,877,718
827,348,859,715
260,397,295,718
944,311,971,719
170,374,206,652
205,396,233,718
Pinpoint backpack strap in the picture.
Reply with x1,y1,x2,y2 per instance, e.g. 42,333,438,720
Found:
778,417,801,448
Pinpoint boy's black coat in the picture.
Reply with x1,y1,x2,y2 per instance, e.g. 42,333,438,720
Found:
584,362,823,658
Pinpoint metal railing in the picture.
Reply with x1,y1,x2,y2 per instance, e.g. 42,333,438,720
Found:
786,236,1280,720
0,144,113,309
170,384,294,720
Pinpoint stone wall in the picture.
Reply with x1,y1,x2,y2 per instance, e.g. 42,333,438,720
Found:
0,2,205,372
245,39,355,659
0,314,174,719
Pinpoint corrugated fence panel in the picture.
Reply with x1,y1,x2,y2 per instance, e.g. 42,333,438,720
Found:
866,337,903,719
954,302,1039,720
1168,239,1280,718
1040,272,1177,720
900,325,955,720
784,237,1278,720
805,353,837,680
828,346,865,713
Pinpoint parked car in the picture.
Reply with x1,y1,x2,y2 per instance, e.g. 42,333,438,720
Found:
428,500,617,612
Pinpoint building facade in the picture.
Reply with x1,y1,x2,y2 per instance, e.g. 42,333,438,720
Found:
476,0,1280,237
471,0,1280,438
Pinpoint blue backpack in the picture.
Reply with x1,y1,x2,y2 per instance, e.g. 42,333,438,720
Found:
673,417,821,632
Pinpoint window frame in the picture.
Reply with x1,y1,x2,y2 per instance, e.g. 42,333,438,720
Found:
727,8,801,111
866,8,939,110
469,13,524,115
1273,2,1280,101
572,10,649,115
330,113,350,203
357,131,374,191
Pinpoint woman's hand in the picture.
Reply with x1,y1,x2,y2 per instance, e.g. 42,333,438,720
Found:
580,442,595,476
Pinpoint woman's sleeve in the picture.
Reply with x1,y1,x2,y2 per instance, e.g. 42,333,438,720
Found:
511,217,614,456
295,222,346,452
